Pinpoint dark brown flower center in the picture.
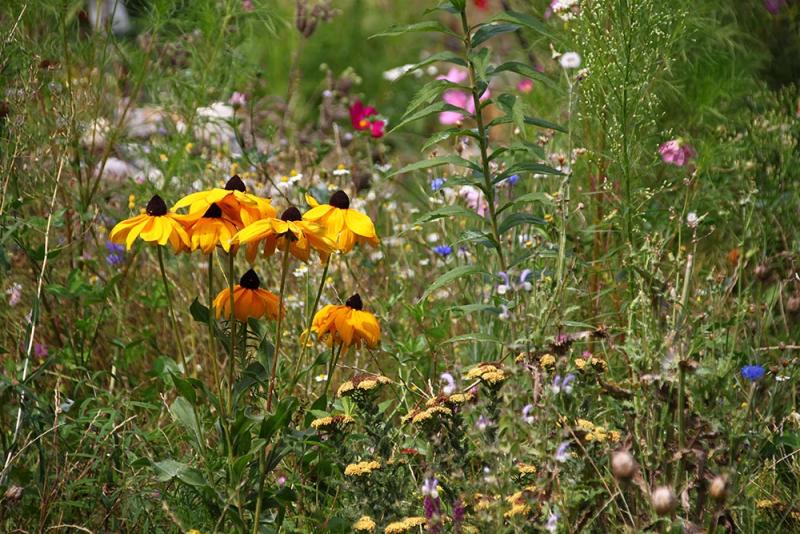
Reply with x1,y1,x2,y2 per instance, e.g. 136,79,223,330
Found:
329,190,350,209
146,195,168,216
239,268,260,290
345,293,363,310
203,203,222,218
281,206,302,221
225,175,246,192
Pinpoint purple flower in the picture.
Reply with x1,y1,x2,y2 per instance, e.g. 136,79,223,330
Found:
507,174,520,186
741,364,766,382
105,241,125,266
476,415,491,431
552,373,576,394
521,403,534,424
423,478,442,533
658,139,696,167
545,511,559,533
34,342,48,359
433,245,453,258
6,282,22,306
764,0,786,14
452,498,465,534
554,441,570,462
421,477,439,498
440,372,456,395
229,91,247,108
431,177,446,192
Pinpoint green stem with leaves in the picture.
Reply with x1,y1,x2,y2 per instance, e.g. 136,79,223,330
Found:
227,251,237,414
266,246,292,412
157,246,188,373
459,7,507,272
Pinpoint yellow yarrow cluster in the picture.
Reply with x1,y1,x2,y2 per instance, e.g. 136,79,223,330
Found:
337,374,392,397
516,462,537,475
539,353,556,369
466,363,508,385
352,516,377,532
504,487,536,518
425,392,474,408
402,405,452,425
575,355,607,372
384,517,426,534
344,460,381,477
474,493,498,511
310,414,355,432
576,419,620,443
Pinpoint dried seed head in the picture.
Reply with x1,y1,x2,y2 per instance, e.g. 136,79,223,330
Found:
611,451,636,480
652,486,677,516
709,476,727,502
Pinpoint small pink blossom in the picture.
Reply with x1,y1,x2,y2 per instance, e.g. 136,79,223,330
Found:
229,91,247,108
437,68,490,125
6,282,22,306
242,0,254,11
459,185,488,217
516,79,534,93
658,139,696,167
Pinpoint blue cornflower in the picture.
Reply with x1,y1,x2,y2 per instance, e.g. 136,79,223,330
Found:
430,177,446,192
105,241,125,266
741,364,765,382
433,244,453,257
507,174,520,186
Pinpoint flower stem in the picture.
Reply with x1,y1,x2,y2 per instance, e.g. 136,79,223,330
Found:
459,7,507,273
157,246,188,373
291,255,331,388
207,254,221,404
226,251,237,414
266,246,291,412
323,342,344,398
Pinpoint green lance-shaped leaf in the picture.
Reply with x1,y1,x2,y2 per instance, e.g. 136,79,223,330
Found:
371,20,458,39
498,212,546,235
487,114,567,132
422,127,480,153
420,265,488,302
169,396,203,450
444,332,503,345
487,10,554,40
414,205,484,225
489,61,558,90
495,162,564,183
471,22,520,47
388,156,482,178
393,52,467,80
389,101,472,134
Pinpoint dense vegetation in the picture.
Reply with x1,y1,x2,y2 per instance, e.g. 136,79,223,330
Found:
1,0,799,532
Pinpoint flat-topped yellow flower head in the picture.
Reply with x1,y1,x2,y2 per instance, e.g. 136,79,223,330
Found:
232,206,335,263
109,194,190,251
303,190,379,253
212,269,282,322
311,293,380,349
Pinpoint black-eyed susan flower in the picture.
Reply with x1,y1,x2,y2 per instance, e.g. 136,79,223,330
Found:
232,206,334,263
303,190,379,253
186,202,240,254
172,175,272,225
311,294,380,348
212,269,282,322
109,194,190,251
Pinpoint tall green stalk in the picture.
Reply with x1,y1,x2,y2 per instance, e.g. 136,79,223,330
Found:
266,246,292,412
157,246,188,373
227,251,237,414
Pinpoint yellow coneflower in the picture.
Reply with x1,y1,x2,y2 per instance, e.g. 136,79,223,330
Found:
311,294,380,349
109,194,190,251
185,202,240,254
172,175,271,225
303,190,379,253
352,516,377,533
212,269,282,322
232,206,334,263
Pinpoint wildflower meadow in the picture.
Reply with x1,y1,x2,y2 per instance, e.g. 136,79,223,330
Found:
2,0,800,532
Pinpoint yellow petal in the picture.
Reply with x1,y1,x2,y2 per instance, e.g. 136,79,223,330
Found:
344,209,377,239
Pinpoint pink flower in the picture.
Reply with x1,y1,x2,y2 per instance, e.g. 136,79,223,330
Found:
6,282,22,306
763,0,786,14
658,139,696,167
437,68,490,125
369,119,386,138
242,0,254,11
517,79,534,93
459,185,488,217
229,91,247,108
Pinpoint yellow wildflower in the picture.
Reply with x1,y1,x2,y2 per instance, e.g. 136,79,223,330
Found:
384,517,426,534
344,460,381,477
539,353,556,369
517,462,537,475
353,516,376,532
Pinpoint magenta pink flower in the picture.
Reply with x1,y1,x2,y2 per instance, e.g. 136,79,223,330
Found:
349,100,385,138
517,79,534,93
459,185,488,217
229,91,247,108
658,139,696,167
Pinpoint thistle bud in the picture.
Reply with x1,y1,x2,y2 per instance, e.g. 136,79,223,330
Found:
611,451,636,480
651,486,677,516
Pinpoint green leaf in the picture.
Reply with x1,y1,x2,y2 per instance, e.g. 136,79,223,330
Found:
396,52,466,79
421,127,479,153
471,23,520,47
487,114,566,132
424,2,460,15
498,212,546,234
489,10,553,39
260,397,298,442
444,332,503,345
403,79,463,117
420,265,487,302
388,156,481,178
389,101,471,134
371,20,458,39
450,303,498,315
469,48,492,83
169,397,203,450
496,162,564,182
414,205,483,225
489,61,557,89
189,298,209,322
497,192,553,214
